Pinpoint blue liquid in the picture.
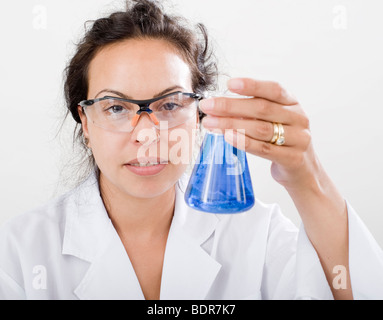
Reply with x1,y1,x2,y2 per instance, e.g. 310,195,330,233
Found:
184,133,255,214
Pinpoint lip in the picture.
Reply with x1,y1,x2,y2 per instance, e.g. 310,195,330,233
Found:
124,157,168,176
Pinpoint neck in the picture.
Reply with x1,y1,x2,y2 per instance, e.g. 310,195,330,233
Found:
99,173,175,240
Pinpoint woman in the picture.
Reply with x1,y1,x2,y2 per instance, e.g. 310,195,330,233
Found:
0,0,382,300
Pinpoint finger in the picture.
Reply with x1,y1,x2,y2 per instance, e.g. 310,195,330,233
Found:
224,130,303,168
199,97,306,126
227,78,298,105
202,116,306,147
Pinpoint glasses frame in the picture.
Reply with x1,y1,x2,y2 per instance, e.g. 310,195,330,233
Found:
79,91,203,131
79,91,203,114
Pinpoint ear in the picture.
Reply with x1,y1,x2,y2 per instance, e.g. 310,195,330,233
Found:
77,106,91,147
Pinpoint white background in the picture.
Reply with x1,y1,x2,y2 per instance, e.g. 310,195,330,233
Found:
0,0,382,247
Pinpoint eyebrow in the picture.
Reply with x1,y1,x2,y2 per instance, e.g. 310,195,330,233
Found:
94,85,186,100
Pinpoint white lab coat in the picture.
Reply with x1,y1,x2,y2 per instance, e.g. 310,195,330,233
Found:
0,172,382,300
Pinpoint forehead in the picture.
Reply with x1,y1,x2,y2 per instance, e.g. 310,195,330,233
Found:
87,38,193,99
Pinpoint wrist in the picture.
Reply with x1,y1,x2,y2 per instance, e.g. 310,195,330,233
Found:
284,152,324,196
285,159,347,222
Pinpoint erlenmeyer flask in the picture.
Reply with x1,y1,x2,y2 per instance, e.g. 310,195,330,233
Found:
184,131,255,214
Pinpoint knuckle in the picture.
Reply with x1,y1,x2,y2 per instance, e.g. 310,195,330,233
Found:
259,141,272,156
215,97,228,114
256,99,269,117
243,135,251,150
303,115,310,129
296,111,310,129
223,117,234,129
297,107,310,129
255,121,271,139
301,129,312,149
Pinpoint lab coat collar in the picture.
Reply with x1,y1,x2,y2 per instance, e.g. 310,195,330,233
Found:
62,172,221,300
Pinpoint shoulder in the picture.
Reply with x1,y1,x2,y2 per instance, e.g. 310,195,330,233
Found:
0,177,95,273
0,173,99,246
0,190,73,292
0,189,74,258
203,198,300,270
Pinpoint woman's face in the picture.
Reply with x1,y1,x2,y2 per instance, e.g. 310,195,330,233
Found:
79,38,197,198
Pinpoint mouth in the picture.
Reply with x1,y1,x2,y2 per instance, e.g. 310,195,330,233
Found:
128,163,163,167
125,157,169,166
124,158,169,176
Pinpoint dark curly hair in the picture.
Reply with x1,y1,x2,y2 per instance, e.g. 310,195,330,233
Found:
61,0,218,185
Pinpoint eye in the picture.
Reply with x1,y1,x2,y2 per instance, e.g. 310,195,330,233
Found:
105,104,129,115
160,102,182,111
109,105,124,113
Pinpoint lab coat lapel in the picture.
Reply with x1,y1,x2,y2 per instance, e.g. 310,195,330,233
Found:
62,173,144,300
63,172,222,300
73,224,145,300
160,178,222,300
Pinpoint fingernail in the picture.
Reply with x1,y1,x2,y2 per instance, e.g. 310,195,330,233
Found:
228,78,244,91
199,98,214,111
202,116,219,128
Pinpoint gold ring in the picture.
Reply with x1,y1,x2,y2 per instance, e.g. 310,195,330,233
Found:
270,123,279,144
275,123,285,146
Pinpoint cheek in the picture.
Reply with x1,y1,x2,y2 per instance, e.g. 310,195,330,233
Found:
88,127,128,168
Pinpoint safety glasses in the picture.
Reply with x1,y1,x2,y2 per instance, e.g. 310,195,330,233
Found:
79,91,203,133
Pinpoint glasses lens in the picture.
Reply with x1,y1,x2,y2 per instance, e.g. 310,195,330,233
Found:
151,93,198,129
83,93,198,132
84,98,137,132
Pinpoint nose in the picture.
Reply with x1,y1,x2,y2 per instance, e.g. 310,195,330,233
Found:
130,112,160,146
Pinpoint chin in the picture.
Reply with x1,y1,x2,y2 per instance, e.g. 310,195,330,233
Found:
121,167,184,198
123,179,175,199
